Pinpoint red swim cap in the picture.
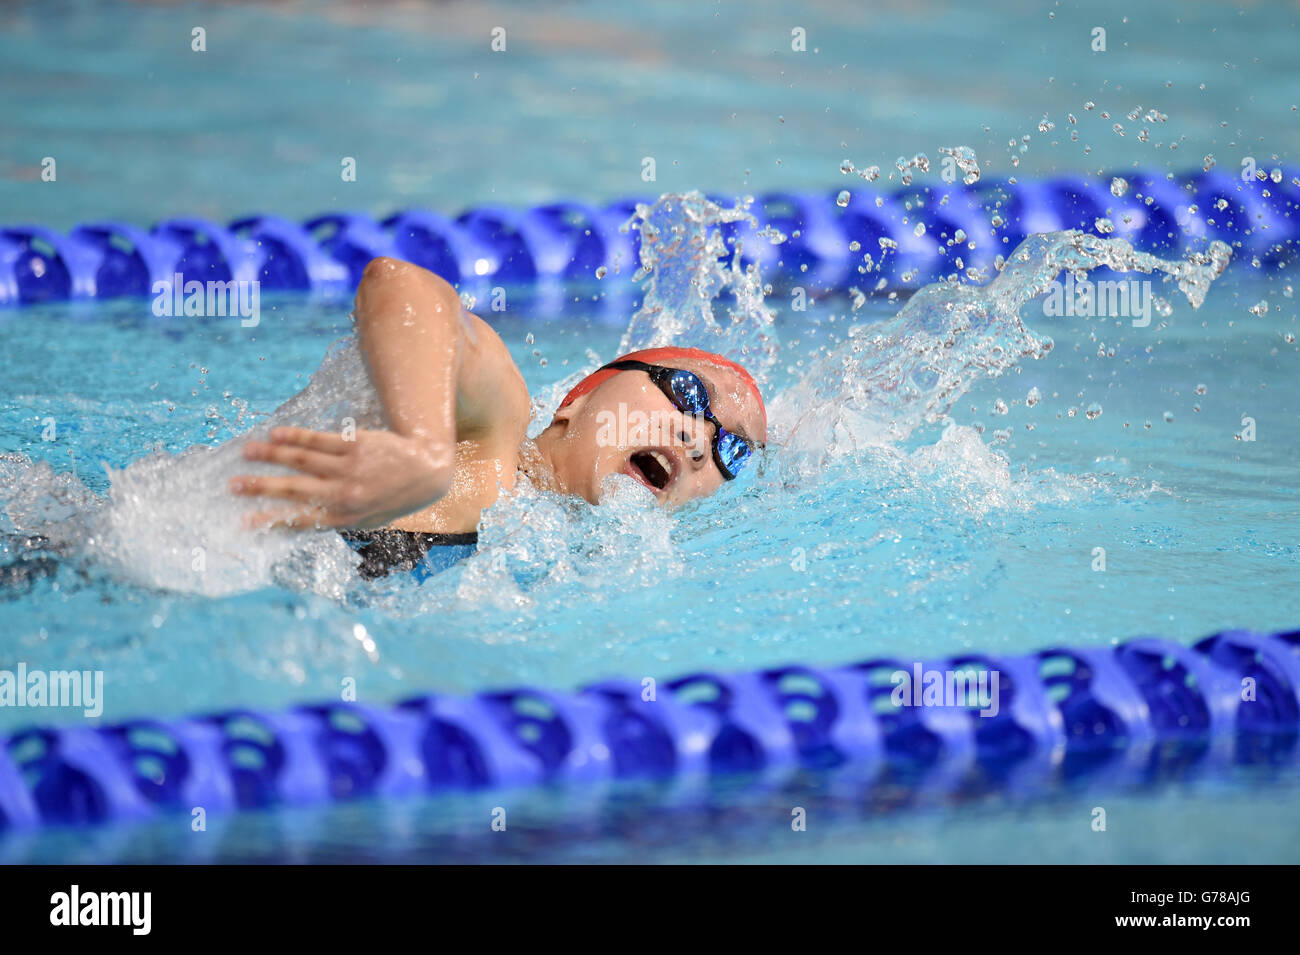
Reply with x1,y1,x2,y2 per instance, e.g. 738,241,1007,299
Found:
557,347,766,442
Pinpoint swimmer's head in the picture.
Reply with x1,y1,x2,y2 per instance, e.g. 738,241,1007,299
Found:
532,347,766,506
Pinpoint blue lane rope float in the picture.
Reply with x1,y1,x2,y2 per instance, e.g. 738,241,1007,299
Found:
2,167,1297,308
1,628,1297,830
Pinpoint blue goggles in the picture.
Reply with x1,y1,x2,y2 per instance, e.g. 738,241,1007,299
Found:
600,359,755,480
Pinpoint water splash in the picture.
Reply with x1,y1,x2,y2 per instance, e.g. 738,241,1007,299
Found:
937,146,980,185
0,202,1234,603
5,339,389,598
616,191,779,385
452,474,675,617
770,230,1232,474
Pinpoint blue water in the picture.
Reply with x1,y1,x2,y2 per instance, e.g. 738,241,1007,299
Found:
3,0,1298,226
2,0,1299,862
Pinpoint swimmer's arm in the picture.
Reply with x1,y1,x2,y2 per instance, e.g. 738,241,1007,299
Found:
231,257,528,529
351,256,528,448
352,255,460,449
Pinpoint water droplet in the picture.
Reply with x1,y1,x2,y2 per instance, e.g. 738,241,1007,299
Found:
1110,177,1129,197
1084,402,1103,420
836,190,851,208
1248,299,1268,316
840,159,855,175
1026,387,1041,407
992,398,1009,415
1194,383,1207,396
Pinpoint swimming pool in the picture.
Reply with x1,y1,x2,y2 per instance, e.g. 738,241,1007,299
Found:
2,0,1298,863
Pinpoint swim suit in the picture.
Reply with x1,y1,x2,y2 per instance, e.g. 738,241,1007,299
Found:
1,531,473,591
339,529,478,583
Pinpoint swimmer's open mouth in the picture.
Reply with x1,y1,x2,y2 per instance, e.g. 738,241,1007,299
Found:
628,450,673,491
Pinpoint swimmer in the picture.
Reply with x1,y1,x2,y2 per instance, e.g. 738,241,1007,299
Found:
228,257,767,578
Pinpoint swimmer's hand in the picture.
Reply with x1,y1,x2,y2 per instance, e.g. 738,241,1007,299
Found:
230,426,454,530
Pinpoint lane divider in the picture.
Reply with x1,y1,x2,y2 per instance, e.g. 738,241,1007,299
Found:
3,168,1296,308
1,628,1296,829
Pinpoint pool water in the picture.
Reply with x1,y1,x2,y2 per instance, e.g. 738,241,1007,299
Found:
4,0,1299,227
3,256,1294,704
3,245,1297,860
2,0,1299,862
5,763,1298,864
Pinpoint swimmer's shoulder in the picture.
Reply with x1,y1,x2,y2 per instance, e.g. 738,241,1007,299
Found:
362,257,530,452
384,307,528,536
455,307,531,454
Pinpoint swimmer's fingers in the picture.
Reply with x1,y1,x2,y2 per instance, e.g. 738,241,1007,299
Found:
228,474,333,504
266,426,352,454
240,506,332,531
231,475,371,530
242,440,344,478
